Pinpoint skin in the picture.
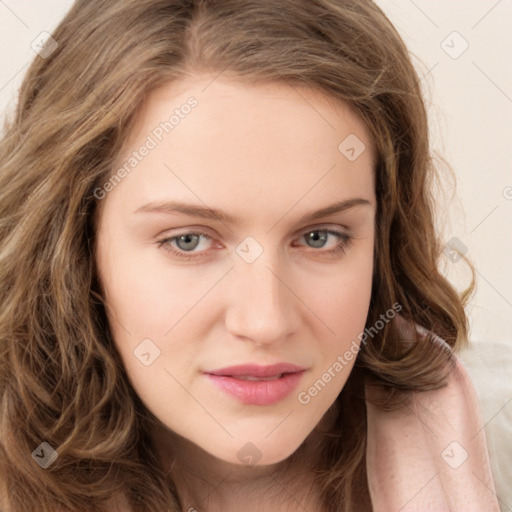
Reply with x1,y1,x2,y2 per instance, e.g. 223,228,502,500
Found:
95,74,376,511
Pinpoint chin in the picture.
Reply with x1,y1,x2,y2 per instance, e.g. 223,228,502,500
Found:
206,433,307,467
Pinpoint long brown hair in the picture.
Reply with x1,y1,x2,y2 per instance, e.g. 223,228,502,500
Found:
0,0,474,510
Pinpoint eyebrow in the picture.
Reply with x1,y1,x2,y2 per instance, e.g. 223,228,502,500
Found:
134,197,372,225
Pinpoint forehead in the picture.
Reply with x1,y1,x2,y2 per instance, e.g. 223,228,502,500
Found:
126,75,375,159
104,75,376,224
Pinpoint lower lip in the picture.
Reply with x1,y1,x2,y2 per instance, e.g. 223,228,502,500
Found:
205,371,305,405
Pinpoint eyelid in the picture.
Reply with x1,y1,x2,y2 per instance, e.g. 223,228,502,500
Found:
295,222,351,236
153,224,217,240
156,223,353,260
157,223,351,245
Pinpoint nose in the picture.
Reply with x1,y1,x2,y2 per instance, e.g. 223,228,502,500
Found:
224,251,301,347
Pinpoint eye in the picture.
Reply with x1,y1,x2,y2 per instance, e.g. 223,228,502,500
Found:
157,232,214,260
156,227,353,261
294,228,353,257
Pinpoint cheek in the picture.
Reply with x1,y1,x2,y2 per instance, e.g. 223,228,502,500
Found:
320,271,372,359
98,242,219,384
303,240,374,334
301,250,374,396
296,255,373,406
100,243,205,337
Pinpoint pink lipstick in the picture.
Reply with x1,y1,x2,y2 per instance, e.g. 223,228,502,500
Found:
204,363,306,405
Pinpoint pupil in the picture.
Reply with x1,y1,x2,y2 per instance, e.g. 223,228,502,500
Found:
308,231,327,248
177,234,199,251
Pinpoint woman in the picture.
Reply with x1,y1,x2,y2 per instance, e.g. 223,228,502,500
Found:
0,0,500,510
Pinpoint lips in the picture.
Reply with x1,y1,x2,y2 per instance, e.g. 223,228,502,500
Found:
204,363,306,405
205,363,306,378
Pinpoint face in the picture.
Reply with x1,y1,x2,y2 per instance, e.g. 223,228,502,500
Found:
95,75,376,467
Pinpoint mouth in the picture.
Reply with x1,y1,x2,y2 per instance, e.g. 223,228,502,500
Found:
204,364,307,405
233,373,287,381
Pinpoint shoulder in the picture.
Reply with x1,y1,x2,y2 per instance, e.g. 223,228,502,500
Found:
365,321,501,511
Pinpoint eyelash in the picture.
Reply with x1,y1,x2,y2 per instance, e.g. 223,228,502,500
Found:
156,228,353,261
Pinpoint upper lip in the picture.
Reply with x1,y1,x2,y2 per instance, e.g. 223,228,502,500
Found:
204,363,306,378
